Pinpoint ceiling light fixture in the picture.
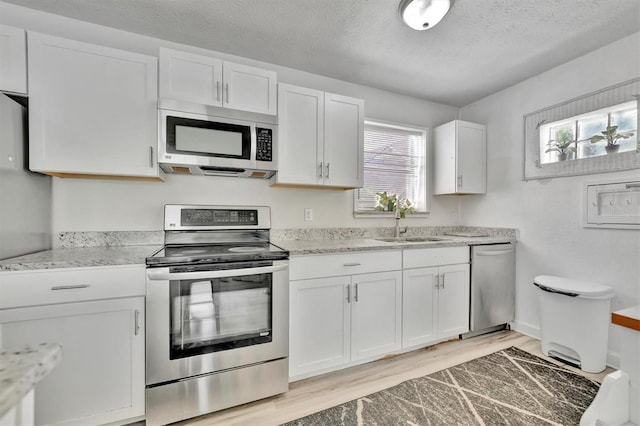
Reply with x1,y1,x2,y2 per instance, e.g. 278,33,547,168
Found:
399,0,453,31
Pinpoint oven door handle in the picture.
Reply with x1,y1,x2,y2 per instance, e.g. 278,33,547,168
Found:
146,264,288,281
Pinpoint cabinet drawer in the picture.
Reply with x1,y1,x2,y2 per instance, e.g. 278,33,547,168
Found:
290,250,401,280
0,265,145,309
403,246,469,269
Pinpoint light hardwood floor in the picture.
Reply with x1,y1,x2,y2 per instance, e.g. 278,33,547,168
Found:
175,331,612,426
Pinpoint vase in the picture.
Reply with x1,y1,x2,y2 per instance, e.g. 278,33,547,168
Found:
558,153,568,161
605,145,620,154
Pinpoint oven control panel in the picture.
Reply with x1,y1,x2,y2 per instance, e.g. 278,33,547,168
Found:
181,208,258,226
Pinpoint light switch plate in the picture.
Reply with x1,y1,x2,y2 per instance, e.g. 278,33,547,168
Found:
304,208,313,221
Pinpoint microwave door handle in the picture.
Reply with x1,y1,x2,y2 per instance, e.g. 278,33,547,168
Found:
147,264,288,281
250,125,257,165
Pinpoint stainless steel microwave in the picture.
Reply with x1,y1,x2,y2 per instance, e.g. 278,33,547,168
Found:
158,109,277,178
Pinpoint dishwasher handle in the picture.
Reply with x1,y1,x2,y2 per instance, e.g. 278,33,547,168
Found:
474,248,513,256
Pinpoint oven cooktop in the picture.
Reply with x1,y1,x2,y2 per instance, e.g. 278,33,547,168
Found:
146,242,289,267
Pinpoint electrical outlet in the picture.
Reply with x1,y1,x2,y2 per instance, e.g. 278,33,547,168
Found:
304,208,313,221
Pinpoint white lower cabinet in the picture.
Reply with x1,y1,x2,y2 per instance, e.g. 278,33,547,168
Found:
402,264,470,349
289,251,402,380
402,246,470,349
289,276,351,376
289,246,471,380
0,266,146,426
351,271,402,361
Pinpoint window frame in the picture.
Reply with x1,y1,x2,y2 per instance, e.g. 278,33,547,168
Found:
353,118,430,218
523,78,640,180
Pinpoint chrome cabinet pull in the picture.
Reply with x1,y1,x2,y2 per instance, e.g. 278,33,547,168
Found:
434,275,439,289
354,283,359,302
134,309,140,335
225,83,230,103
216,81,220,102
343,263,361,267
326,162,330,178
441,274,445,289
51,284,90,291
318,162,323,178
149,146,154,168
346,285,351,303
457,174,463,189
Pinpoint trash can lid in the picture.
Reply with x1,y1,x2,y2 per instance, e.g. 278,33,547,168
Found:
533,275,614,299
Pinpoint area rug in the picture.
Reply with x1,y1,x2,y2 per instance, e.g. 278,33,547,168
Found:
283,347,600,425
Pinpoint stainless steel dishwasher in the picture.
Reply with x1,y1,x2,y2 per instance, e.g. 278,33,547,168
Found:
463,243,515,338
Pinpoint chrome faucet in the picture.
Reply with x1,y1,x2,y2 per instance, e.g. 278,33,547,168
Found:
394,196,407,238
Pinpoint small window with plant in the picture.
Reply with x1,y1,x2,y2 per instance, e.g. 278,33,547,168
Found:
539,101,637,164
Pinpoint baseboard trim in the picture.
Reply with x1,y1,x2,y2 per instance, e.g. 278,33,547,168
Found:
511,320,540,339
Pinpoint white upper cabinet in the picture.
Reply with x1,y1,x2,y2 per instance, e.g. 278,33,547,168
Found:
0,24,27,94
273,83,364,189
159,48,277,115
324,93,364,188
28,32,159,179
274,84,324,186
433,120,486,195
159,48,222,107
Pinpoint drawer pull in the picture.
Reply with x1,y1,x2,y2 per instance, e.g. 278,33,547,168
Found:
343,263,361,267
51,284,90,291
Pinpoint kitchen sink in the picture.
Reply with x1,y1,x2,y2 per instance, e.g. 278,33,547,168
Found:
375,236,449,243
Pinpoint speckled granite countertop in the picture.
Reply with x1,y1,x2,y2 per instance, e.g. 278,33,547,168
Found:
275,235,516,256
0,227,517,271
0,245,161,271
0,343,62,418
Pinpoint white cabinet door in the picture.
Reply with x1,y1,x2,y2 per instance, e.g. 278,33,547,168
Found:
437,264,470,338
323,93,364,188
351,271,402,361
158,48,276,115
289,276,350,378
159,47,222,107
276,83,324,186
433,120,486,195
223,61,277,115
0,24,27,94
273,84,364,189
0,297,145,426
456,121,486,194
28,32,158,179
402,267,438,348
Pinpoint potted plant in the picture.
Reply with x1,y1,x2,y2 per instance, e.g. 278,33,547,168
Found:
545,128,576,161
589,125,635,154
375,192,415,218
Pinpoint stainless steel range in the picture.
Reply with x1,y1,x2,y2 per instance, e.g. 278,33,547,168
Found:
145,204,289,425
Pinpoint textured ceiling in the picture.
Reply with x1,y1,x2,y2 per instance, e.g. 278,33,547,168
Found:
3,0,639,106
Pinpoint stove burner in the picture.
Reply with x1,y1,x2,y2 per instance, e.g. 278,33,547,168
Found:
228,246,268,253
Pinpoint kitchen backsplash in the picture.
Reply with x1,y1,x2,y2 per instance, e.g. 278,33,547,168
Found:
57,227,517,248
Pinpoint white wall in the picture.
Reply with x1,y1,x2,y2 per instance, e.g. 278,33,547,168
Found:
459,32,640,364
0,1,461,233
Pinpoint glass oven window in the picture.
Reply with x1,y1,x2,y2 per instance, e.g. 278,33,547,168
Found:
169,273,272,359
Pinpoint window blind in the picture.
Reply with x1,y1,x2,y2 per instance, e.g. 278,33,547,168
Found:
356,121,427,212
